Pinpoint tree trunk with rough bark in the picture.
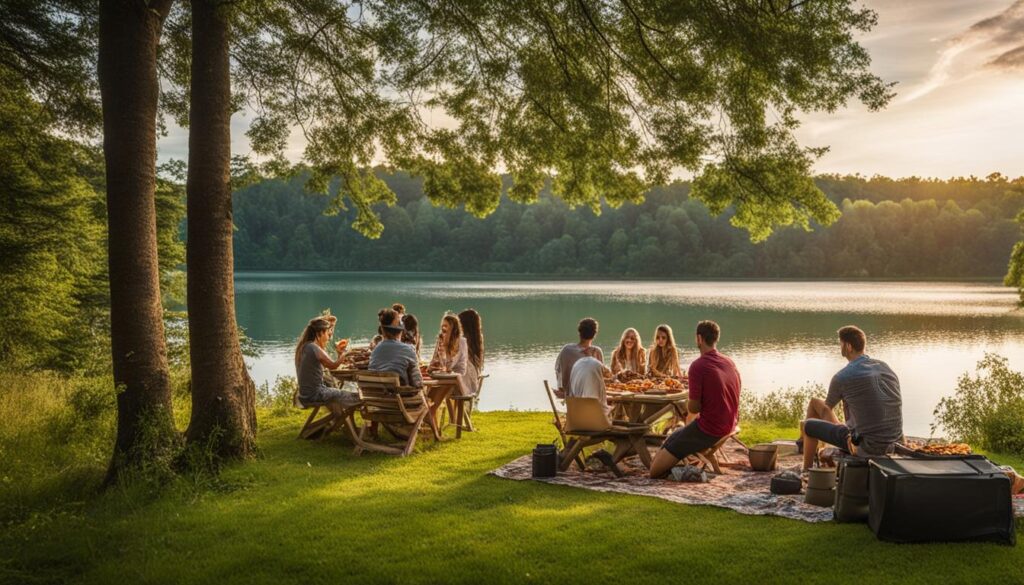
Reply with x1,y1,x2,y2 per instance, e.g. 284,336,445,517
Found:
97,0,179,483
184,0,257,459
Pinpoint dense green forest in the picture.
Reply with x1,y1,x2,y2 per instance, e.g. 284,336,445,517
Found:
0,73,185,370
232,172,1024,278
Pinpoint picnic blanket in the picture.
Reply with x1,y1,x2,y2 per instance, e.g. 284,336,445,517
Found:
491,439,1024,523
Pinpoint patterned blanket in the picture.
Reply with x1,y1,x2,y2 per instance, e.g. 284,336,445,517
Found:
490,439,1024,523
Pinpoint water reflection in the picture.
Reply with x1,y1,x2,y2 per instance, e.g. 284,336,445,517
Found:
235,272,1024,436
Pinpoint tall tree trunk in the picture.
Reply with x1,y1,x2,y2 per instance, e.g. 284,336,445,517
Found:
98,0,179,482
185,0,257,459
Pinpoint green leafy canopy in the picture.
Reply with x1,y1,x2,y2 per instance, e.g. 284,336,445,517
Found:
158,0,892,240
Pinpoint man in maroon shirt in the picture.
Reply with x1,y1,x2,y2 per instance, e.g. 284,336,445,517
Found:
650,320,741,479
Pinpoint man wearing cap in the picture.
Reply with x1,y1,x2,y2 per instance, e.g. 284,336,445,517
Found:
368,308,423,388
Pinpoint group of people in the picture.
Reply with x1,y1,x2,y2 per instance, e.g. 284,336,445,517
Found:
555,317,913,478
293,303,485,414
554,317,743,478
555,320,685,393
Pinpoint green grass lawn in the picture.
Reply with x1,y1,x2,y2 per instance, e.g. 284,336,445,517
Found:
2,407,1023,585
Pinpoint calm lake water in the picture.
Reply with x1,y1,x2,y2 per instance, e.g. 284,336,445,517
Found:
235,272,1024,436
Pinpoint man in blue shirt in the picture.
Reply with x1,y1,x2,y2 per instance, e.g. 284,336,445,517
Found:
800,325,903,470
368,309,423,388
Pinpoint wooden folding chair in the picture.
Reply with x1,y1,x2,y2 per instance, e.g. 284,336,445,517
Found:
542,380,587,470
687,426,742,474
293,387,365,446
443,374,488,438
293,388,335,440
354,372,440,456
559,397,653,472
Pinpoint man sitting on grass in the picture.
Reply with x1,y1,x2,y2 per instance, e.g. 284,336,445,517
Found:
799,325,902,470
650,321,741,479
554,317,605,394
368,308,423,388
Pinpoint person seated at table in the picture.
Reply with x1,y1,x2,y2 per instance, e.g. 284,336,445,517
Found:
610,327,646,377
294,316,360,412
799,326,903,470
429,313,470,394
458,308,485,396
567,356,610,407
650,321,740,479
554,317,605,393
368,308,423,388
370,303,407,349
400,313,422,359
647,324,683,379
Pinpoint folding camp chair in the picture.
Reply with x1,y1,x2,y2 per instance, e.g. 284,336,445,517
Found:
354,372,440,456
687,426,743,474
559,397,653,472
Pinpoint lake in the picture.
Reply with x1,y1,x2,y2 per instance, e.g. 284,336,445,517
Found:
235,272,1024,436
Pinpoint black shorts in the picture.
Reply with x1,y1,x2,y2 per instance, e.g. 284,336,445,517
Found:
803,419,851,451
662,420,720,460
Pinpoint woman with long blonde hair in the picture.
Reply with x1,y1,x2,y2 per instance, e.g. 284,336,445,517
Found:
429,313,470,394
611,328,646,376
647,324,682,378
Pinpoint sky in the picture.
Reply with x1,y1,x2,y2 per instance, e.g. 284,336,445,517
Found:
156,0,1024,179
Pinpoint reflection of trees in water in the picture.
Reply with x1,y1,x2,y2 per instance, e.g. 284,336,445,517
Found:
234,275,1024,355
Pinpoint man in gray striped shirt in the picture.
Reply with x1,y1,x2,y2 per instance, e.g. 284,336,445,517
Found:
800,325,903,470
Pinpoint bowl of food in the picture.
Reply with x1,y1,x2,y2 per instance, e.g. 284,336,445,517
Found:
748,444,779,472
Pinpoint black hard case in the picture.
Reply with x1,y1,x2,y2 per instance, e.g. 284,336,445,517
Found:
868,456,1015,545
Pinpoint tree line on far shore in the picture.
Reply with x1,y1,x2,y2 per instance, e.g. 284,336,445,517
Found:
232,171,1024,279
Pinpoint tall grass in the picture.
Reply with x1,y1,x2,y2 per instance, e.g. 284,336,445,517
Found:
0,371,115,523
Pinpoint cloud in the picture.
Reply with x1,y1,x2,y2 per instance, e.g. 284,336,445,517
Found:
990,44,1024,68
901,0,1024,102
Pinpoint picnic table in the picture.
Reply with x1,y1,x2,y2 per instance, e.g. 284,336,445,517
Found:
423,372,466,438
330,367,363,383
607,391,688,427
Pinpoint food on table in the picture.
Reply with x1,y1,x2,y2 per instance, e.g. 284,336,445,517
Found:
912,442,972,456
606,376,687,394
339,346,371,369
615,370,643,383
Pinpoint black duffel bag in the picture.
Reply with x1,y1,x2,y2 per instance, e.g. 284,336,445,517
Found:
868,456,1015,545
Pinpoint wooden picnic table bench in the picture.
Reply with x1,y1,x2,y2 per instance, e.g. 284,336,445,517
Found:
607,391,688,426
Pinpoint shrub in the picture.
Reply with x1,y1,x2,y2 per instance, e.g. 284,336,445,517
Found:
256,376,298,416
739,384,838,427
932,353,1024,455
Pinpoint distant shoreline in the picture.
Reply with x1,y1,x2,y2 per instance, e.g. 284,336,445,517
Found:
231,269,1008,285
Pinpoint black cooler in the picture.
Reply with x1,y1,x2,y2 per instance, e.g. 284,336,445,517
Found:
868,456,1015,545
